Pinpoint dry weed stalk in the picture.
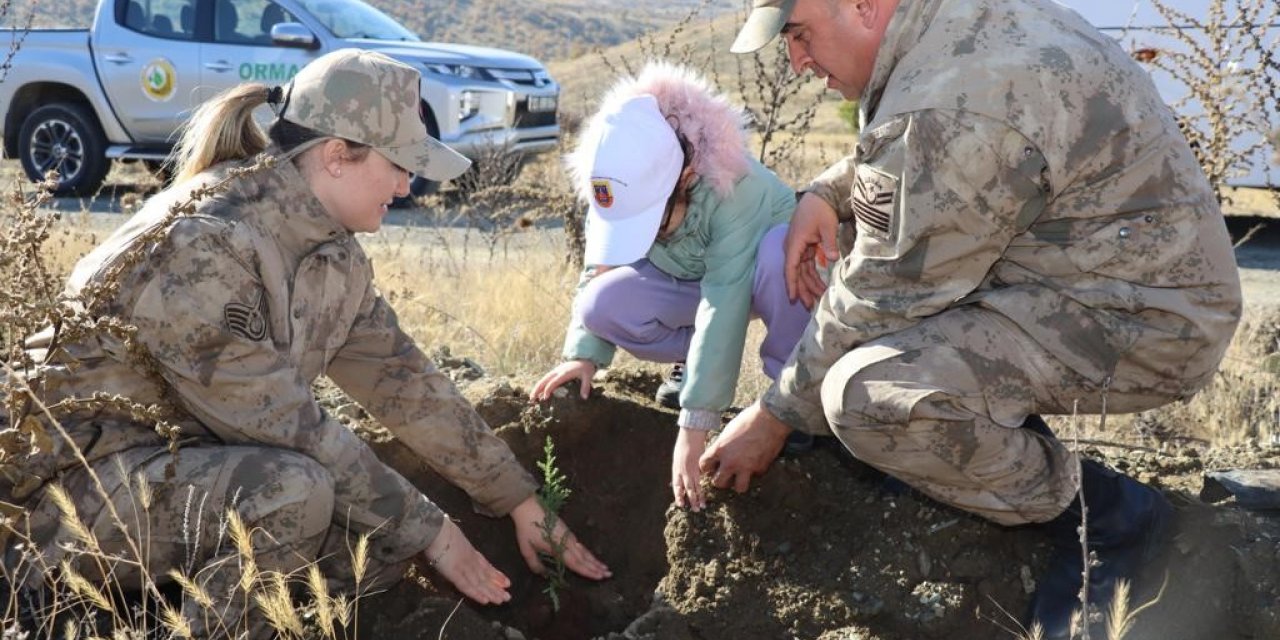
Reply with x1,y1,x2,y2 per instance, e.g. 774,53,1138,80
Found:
597,0,711,77
1132,0,1279,203
452,181,581,264
0,0,35,84
596,0,822,175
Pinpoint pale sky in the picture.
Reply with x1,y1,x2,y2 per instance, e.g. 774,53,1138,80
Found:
1054,0,1209,30
1055,0,1278,188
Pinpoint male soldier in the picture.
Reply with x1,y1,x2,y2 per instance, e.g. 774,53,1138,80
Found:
702,0,1242,636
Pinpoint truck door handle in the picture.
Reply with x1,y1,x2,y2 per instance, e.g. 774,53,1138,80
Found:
204,61,235,73
102,53,134,65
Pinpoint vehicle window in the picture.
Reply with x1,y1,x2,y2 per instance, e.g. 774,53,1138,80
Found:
293,0,418,41
121,0,196,40
214,0,297,45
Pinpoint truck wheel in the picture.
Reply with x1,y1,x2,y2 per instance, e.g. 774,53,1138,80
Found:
18,103,110,197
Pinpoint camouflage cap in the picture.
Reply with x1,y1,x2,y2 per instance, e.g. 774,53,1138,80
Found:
731,0,796,53
281,49,471,181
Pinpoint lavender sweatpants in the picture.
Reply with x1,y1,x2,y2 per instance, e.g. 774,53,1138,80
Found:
578,224,812,380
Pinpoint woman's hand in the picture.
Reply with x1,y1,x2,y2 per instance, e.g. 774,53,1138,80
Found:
530,360,598,402
422,518,512,605
509,495,611,580
672,428,709,511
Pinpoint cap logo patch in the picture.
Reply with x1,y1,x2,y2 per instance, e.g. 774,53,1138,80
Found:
851,164,897,238
592,179,614,208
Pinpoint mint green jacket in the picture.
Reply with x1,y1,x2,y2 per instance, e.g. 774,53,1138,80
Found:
562,157,796,428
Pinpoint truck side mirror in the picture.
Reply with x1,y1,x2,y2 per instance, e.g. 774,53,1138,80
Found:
270,23,318,50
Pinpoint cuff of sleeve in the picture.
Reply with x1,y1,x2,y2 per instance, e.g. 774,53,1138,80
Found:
762,383,833,436
678,408,723,431
384,494,445,560
800,183,852,223
471,463,539,518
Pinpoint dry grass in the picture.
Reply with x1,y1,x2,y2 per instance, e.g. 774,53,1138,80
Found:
1223,186,1280,217
1111,308,1280,446
362,226,580,378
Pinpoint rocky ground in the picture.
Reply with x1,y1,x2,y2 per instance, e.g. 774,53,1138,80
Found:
344,370,1280,640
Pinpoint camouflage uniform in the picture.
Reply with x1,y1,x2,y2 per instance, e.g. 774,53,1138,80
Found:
764,0,1242,525
5,153,535,635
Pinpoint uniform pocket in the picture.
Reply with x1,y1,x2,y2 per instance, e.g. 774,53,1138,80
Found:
1063,217,1140,273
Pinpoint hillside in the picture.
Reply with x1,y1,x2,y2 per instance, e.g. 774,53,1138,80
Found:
5,0,740,62
391,0,741,62
548,9,858,187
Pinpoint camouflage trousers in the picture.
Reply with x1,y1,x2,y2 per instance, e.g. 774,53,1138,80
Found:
819,306,1177,526
14,445,410,639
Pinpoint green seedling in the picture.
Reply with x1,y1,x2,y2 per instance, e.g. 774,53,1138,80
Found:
535,435,571,611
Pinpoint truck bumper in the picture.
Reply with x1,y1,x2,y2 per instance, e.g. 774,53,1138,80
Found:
443,123,559,159
423,76,561,162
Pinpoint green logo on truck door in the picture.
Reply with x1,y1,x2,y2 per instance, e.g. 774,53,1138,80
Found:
141,58,177,101
238,62,301,82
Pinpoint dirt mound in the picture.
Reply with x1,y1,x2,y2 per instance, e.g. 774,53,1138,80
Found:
356,376,1280,639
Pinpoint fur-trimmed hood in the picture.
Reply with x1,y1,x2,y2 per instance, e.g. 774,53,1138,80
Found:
567,61,751,202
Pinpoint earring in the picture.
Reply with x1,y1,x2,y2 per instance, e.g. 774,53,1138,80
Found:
335,169,342,177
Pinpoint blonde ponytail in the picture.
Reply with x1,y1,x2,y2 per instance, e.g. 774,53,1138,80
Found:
171,83,272,184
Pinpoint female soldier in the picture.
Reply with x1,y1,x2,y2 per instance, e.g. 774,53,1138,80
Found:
530,62,811,512
4,49,607,636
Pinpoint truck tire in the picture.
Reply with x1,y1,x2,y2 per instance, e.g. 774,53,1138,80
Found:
18,103,110,197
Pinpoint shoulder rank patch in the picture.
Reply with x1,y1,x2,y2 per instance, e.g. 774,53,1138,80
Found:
851,164,897,238
224,288,270,341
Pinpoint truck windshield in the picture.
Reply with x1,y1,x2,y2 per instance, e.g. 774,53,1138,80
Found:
294,0,419,41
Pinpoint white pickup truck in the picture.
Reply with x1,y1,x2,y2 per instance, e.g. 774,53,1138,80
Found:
2,0,561,196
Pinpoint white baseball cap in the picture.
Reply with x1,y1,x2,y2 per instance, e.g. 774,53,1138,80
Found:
582,95,684,266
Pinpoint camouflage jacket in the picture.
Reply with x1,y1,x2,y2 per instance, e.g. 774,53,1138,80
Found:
9,152,536,554
766,0,1243,432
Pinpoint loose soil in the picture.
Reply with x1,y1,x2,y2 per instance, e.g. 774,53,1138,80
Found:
349,371,1280,640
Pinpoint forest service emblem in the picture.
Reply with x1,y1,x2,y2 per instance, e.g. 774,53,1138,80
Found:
141,58,177,102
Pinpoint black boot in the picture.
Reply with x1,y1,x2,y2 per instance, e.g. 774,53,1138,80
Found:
655,362,684,409
1027,459,1173,638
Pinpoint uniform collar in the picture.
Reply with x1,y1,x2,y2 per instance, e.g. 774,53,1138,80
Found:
242,147,351,259
860,0,944,122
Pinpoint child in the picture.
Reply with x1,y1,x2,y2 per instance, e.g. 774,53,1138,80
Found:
531,62,811,511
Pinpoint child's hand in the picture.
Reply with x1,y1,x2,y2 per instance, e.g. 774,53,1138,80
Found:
509,496,611,580
422,518,512,605
672,428,709,511
530,360,598,402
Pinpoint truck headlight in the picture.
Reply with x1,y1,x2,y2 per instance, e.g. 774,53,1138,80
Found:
459,91,479,121
424,63,487,80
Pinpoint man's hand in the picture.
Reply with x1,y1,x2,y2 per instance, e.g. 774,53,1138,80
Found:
672,428,709,512
784,193,841,309
698,402,791,493
509,495,612,581
530,360,598,401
